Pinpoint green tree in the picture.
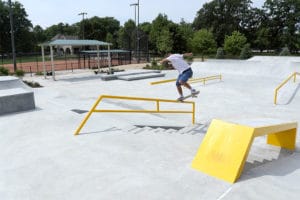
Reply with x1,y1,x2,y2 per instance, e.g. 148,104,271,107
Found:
178,20,194,52
84,17,120,46
191,29,217,61
255,27,270,52
263,0,300,52
193,0,254,47
0,1,33,53
224,31,247,56
117,19,136,50
150,14,173,54
156,29,173,54
44,23,79,41
32,25,47,43
240,43,252,59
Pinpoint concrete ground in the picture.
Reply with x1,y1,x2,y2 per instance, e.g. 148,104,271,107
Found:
1,57,300,200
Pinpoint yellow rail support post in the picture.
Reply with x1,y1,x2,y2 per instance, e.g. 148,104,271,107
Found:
274,72,300,104
74,95,196,135
191,119,297,183
74,96,103,135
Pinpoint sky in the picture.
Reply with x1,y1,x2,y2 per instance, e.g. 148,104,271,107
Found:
17,0,265,29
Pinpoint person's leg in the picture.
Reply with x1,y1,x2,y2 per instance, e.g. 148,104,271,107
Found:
179,69,195,92
176,75,184,98
180,81,192,90
177,85,183,96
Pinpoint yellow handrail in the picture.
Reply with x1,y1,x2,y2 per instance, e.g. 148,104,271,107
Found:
150,75,222,85
188,75,222,84
74,95,196,135
274,72,300,104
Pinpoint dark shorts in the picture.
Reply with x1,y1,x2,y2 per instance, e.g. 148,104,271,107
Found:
176,68,193,86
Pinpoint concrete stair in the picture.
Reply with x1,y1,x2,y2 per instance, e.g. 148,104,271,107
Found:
244,137,294,171
99,70,164,81
122,123,206,135
117,72,165,81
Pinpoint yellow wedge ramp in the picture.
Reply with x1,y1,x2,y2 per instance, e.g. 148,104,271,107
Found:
191,119,297,183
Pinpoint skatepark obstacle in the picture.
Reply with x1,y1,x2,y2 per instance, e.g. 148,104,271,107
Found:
74,95,196,135
0,76,35,115
274,72,300,104
192,119,297,183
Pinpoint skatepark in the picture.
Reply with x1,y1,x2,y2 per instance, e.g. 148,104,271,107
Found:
1,56,300,199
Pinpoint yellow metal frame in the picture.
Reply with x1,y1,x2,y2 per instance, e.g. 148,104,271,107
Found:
192,119,297,183
274,72,300,104
150,75,222,85
74,95,196,135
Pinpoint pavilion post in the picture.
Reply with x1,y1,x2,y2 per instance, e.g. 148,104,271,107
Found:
50,45,56,80
41,45,46,79
97,45,100,73
108,44,112,73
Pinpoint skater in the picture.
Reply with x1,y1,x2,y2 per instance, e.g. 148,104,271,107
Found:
160,53,198,101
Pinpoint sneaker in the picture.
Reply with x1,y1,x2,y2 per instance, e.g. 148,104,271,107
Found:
191,89,198,95
177,96,184,101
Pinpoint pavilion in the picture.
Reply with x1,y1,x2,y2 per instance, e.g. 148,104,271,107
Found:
39,39,112,80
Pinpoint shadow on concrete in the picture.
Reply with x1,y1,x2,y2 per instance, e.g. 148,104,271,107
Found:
79,127,122,135
277,83,300,105
285,83,300,105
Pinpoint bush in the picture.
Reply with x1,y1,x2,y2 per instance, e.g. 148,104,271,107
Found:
240,43,252,59
216,47,225,59
151,60,158,66
224,31,247,56
23,80,42,88
35,71,43,76
0,66,9,76
15,69,25,77
279,47,291,56
143,58,173,70
192,29,217,61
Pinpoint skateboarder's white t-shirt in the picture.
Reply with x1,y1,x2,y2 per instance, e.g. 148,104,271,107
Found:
167,54,190,74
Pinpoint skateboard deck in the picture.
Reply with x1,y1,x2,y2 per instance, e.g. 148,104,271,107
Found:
178,91,200,101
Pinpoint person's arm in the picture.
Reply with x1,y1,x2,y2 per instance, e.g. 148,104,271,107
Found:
159,57,169,64
159,57,173,69
182,52,193,59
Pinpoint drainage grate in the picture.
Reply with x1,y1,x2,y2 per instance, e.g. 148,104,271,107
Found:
71,109,88,114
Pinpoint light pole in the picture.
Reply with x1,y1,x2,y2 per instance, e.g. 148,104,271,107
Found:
130,3,138,57
130,0,140,63
8,0,17,72
78,12,87,39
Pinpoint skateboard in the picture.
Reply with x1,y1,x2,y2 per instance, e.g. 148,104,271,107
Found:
177,91,200,101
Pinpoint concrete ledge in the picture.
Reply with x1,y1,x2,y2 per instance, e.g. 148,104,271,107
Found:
99,70,161,81
0,88,35,115
117,73,165,81
0,76,36,115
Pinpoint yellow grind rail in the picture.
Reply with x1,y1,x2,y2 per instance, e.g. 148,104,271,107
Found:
150,75,222,85
192,119,297,183
74,95,195,135
274,72,300,104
